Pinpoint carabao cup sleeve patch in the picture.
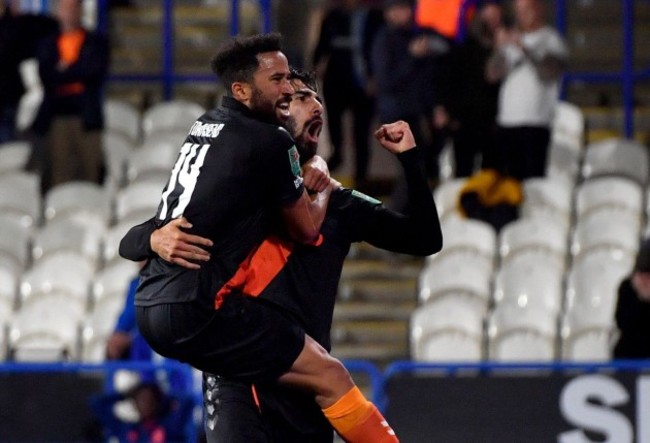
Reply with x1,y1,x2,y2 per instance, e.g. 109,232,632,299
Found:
288,145,301,177
351,189,382,205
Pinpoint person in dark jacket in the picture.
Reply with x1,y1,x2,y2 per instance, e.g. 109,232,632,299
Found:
372,0,451,211
31,0,109,190
0,0,58,143
312,0,384,186
613,237,650,359
441,1,503,177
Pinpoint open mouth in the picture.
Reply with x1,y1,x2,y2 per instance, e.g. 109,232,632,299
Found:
304,119,323,144
276,101,291,120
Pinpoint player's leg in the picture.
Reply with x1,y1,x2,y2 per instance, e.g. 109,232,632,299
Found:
202,373,270,443
138,296,398,442
279,335,398,443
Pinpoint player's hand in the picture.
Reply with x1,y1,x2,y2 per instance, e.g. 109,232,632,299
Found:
105,332,132,360
150,217,213,270
302,155,331,193
374,120,416,154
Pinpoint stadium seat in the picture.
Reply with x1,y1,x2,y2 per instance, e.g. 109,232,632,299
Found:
433,179,466,221
102,131,135,188
570,207,641,259
520,178,572,230
0,217,31,271
0,172,42,230
81,295,127,363
104,98,141,143
125,139,179,184
581,138,649,185
31,218,103,271
114,180,165,223
487,304,558,362
560,304,613,361
20,253,94,308
0,262,19,312
0,141,32,175
44,181,113,236
498,216,568,265
575,176,643,219
418,253,492,307
565,248,633,319
410,296,485,362
551,101,585,148
493,255,564,314
438,216,497,262
141,100,204,140
0,312,8,361
9,292,84,361
103,219,144,265
92,260,139,305
546,140,582,184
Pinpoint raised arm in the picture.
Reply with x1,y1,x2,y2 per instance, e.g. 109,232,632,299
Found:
349,121,442,255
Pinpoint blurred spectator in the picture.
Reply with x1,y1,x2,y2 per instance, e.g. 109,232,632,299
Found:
91,379,195,443
486,0,567,181
613,238,650,359
0,0,57,143
312,0,384,186
442,1,503,177
31,0,109,190
372,0,451,211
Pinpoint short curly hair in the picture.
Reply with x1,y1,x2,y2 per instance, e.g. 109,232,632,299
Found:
210,33,284,91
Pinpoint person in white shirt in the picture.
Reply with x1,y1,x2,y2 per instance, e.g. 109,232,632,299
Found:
486,0,568,180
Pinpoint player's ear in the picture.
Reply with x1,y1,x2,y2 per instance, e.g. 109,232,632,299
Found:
231,82,252,101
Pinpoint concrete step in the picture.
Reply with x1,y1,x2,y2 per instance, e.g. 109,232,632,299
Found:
338,279,416,304
331,320,407,346
333,300,416,322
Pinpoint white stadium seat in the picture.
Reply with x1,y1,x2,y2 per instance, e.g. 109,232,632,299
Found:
141,100,204,139
487,304,558,362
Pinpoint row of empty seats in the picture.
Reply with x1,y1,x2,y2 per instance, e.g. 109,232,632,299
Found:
413,102,647,363
0,98,210,362
413,215,632,362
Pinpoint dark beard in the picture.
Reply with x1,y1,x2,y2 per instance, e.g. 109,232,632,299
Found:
250,87,280,124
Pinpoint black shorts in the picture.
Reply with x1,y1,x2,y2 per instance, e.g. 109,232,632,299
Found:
136,293,306,384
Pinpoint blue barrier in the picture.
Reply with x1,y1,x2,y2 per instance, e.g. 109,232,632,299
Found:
343,358,385,406
3,358,650,436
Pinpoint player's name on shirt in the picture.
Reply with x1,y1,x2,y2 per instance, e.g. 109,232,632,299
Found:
189,121,225,138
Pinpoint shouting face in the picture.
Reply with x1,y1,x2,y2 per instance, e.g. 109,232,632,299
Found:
285,78,324,160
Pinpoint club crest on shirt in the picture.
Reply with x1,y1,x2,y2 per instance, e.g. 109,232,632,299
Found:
288,145,301,177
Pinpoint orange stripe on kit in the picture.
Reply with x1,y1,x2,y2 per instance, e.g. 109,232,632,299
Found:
214,235,294,309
